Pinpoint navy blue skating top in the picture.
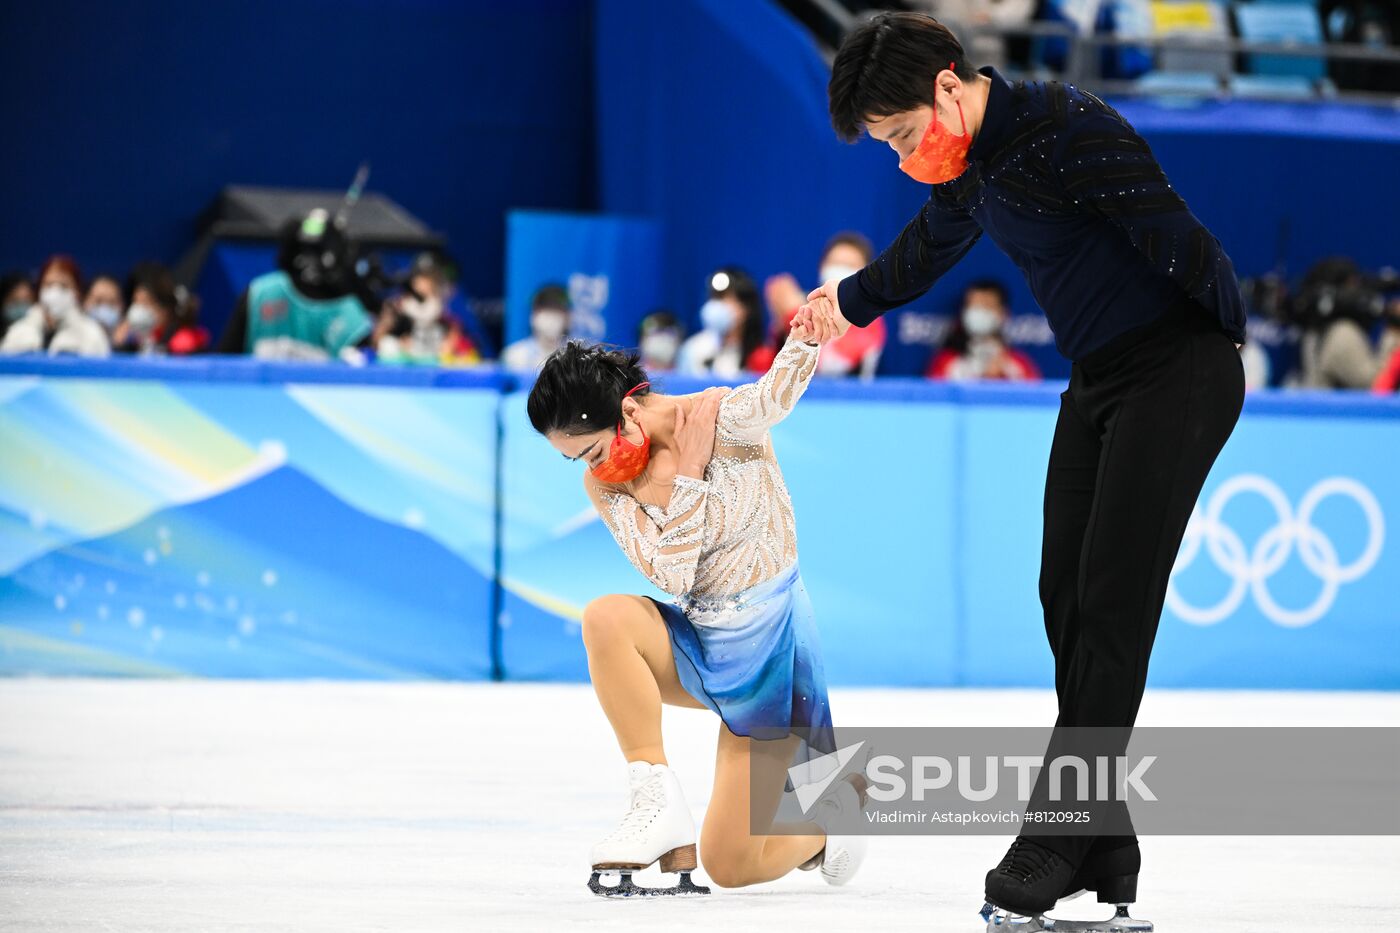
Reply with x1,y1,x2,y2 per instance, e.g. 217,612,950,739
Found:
837,67,1246,360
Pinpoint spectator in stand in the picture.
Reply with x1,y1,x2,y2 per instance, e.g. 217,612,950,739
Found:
502,283,571,372
637,310,684,372
418,252,494,359
1,271,36,347
0,255,109,357
768,232,887,378
373,258,482,366
218,210,374,362
83,274,124,338
111,262,209,356
1374,301,1400,392
1323,0,1400,93
676,267,773,376
1239,339,1271,391
1297,257,1400,389
910,0,1036,70
927,280,1040,381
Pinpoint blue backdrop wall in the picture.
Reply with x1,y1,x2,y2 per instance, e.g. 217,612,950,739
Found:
0,0,595,301
4,0,1400,377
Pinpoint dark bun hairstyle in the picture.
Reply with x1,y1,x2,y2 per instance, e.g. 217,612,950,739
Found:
709,265,768,367
527,339,652,437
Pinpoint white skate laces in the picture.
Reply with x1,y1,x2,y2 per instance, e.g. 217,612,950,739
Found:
588,762,709,898
600,764,668,846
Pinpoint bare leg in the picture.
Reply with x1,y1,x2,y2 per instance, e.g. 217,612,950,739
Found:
582,594,705,766
699,725,827,888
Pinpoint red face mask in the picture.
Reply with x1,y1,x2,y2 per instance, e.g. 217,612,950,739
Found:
898,64,971,185
590,382,652,484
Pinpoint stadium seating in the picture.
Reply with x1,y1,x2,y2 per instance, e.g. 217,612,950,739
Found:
1234,1,1328,79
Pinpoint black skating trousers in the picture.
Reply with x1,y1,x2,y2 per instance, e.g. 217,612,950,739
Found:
1030,301,1245,865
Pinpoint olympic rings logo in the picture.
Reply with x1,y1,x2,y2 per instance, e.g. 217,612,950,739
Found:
1166,475,1385,628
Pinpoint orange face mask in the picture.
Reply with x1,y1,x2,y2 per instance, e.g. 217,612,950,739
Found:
590,382,652,484
898,65,971,185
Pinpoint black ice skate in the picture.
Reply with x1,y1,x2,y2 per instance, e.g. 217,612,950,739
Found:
980,839,1152,931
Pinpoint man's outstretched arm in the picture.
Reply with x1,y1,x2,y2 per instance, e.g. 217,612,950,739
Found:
803,196,982,339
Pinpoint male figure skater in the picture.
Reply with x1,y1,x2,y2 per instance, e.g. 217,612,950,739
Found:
795,12,1245,925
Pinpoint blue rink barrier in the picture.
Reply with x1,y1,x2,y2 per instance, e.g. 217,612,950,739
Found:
2,357,1398,688
0,357,505,679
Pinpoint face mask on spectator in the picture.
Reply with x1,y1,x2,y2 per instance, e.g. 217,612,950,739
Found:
700,298,735,335
127,302,159,336
532,309,567,342
819,263,861,287
401,294,443,326
640,331,680,367
90,303,122,332
4,301,29,323
40,285,78,320
963,305,1002,338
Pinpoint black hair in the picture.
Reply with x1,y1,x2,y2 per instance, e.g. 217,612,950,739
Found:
828,12,972,144
0,270,33,341
639,309,680,336
128,262,180,315
964,278,1010,309
940,317,970,357
942,279,1010,355
1,270,33,306
411,250,457,286
1295,256,1379,330
532,283,571,312
821,230,875,265
528,339,652,438
84,273,123,302
709,266,768,365
129,261,201,334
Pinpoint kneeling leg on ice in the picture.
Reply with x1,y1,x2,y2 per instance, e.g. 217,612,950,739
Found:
586,731,870,896
579,592,865,896
696,727,867,890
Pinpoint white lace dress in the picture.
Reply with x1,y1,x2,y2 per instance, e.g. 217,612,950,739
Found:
589,336,834,744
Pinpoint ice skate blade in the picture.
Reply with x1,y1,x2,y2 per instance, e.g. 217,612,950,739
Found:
981,903,1152,932
588,869,711,898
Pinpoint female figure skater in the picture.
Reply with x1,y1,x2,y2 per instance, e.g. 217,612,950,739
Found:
527,298,865,897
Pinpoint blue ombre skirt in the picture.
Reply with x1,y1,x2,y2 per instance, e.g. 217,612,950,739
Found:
647,563,834,755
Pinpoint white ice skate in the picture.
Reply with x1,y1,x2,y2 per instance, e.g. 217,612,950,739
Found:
979,899,1153,932
588,761,710,898
797,777,868,886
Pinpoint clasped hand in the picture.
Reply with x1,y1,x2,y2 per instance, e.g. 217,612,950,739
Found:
789,281,853,344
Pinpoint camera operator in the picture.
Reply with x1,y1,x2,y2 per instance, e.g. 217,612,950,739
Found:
1295,257,1400,389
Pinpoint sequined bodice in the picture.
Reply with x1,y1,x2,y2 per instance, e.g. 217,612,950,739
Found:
592,337,820,607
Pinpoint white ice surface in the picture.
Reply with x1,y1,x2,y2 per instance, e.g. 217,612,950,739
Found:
1,680,1397,932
